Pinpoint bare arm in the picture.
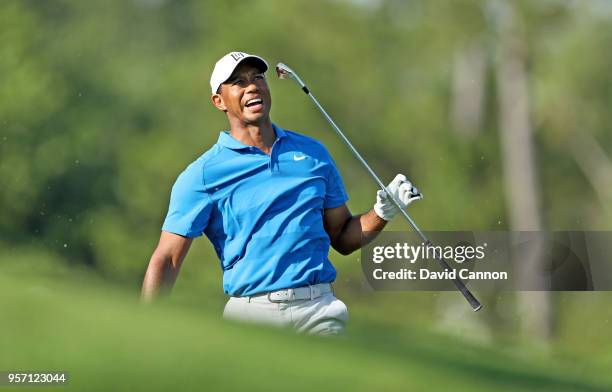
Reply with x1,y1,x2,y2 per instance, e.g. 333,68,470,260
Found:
141,231,193,302
323,204,387,256
324,174,422,255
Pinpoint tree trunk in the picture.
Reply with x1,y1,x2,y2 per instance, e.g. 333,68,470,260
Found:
494,0,553,341
451,40,487,137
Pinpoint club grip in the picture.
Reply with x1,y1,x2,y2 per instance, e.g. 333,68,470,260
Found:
455,281,483,311
436,256,483,311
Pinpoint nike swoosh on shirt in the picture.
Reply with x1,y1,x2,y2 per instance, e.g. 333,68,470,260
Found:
293,155,307,161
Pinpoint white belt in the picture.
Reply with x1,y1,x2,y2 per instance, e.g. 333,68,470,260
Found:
246,283,333,303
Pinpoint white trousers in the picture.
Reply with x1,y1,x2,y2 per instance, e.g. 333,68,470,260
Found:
223,292,349,336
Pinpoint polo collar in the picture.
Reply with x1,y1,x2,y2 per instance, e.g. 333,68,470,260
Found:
217,131,250,150
272,123,287,140
217,124,287,151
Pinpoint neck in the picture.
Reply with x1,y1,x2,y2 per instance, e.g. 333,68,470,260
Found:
228,118,276,154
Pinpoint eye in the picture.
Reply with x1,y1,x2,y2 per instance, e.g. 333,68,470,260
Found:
254,74,264,80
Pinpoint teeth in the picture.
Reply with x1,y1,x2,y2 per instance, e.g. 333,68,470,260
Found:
246,98,262,106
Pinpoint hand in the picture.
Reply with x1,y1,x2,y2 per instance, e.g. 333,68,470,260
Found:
373,174,422,221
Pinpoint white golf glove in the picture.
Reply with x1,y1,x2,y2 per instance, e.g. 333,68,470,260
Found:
373,174,422,221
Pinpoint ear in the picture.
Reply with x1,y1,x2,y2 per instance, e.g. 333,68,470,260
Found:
211,92,227,112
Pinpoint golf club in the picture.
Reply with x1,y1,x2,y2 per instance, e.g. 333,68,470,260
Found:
276,62,482,311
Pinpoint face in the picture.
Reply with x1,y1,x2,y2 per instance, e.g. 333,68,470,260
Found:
211,61,271,125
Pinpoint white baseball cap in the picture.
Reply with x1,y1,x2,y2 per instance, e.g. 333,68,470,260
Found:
210,51,268,94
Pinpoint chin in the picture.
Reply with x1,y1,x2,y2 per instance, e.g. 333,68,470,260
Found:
244,113,269,124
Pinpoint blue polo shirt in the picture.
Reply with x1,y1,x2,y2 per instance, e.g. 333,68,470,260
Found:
162,124,348,296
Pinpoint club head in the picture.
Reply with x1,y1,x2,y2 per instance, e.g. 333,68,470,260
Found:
275,62,295,80
276,62,307,92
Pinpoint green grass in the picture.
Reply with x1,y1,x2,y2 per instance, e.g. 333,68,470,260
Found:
0,268,610,392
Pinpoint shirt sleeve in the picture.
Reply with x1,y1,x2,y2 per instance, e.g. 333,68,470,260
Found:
161,164,212,237
324,154,349,209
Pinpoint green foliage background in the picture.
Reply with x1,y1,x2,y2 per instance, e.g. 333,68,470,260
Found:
2,0,612,389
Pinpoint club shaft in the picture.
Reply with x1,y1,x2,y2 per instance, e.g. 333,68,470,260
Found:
304,91,482,311
308,94,424,233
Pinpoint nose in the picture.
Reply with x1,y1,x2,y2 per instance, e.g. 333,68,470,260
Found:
245,80,259,94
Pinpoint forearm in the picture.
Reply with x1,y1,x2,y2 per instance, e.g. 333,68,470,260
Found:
333,208,387,255
141,254,180,302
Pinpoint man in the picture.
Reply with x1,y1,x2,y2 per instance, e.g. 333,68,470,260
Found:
141,51,420,335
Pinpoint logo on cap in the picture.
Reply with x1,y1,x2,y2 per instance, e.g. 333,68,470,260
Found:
230,52,246,61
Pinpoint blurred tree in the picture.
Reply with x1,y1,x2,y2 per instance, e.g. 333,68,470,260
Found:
492,0,551,341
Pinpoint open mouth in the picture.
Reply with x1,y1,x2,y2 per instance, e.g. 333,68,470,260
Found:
245,98,263,109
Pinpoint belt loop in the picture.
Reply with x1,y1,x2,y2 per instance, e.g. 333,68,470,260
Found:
309,284,314,300
330,283,335,296
247,296,252,303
